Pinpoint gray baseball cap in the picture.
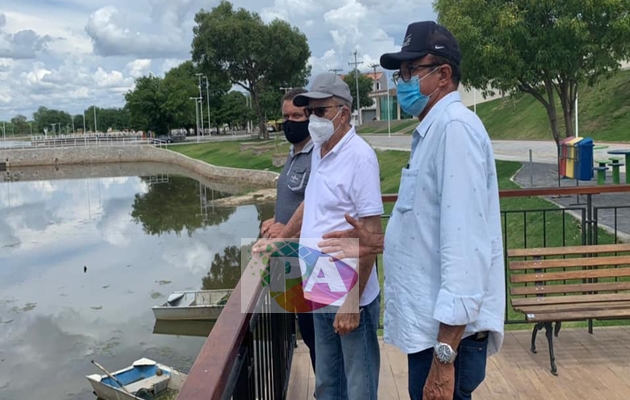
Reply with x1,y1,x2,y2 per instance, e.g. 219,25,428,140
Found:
293,72,353,107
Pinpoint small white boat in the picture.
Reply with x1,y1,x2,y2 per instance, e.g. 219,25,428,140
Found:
86,358,187,400
152,289,232,321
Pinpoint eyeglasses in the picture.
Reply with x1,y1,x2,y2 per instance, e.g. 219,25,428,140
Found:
393,63,440,85
305,105,343,118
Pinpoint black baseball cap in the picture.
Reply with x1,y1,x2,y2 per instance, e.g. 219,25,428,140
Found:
380,21,461,70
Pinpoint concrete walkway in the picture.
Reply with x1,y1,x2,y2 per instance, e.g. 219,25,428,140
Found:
363,134,630,171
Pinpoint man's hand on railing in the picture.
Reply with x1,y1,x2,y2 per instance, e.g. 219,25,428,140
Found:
319,214,385,259
260,218,275,237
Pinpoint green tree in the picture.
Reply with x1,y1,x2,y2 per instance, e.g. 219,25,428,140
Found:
435,0,630,144
191,0,311,140
218,91,254,130
73,114,84,132
124,75,170,134
32,107,72,135
10,115,29,135
343,70,375,112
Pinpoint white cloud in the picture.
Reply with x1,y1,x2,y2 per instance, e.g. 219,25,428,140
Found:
0,12,56,59
126,59,152,78
85,3,192,58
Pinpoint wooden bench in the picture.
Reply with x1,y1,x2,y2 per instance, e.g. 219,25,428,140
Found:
507,243,630,375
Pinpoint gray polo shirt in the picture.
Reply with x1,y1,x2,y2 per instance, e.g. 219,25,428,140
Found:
275,140,314,225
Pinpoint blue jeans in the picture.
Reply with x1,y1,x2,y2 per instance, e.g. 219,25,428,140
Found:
407,334,489,400
312,296,381,400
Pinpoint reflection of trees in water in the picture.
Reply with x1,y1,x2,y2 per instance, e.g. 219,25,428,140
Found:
131,175,235,237
255,203,275,229
202,204,274,290
202,243,250,290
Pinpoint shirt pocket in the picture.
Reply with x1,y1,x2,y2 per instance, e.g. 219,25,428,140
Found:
287,168,309,192
394,167,419,213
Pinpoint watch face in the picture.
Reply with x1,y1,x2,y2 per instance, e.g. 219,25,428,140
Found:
436,343,455,362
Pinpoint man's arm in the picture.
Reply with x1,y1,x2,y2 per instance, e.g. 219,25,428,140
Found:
277,201,304,238
319,214,384,259
354,215,382,298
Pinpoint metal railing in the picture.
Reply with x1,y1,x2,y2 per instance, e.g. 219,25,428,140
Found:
0,133,152,150
177,245,296,400
177,184,630,400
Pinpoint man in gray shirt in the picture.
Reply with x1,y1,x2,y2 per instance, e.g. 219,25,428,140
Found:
260,88,316,372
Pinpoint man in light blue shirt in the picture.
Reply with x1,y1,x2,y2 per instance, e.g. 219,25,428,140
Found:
319,21,505,400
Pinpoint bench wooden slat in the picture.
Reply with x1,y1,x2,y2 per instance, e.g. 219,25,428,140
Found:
509,255,630,270
510,267,630,283
511,293,630,307
511,281,630,296
507,243,630,258
516,300,630,314
523,308,630,323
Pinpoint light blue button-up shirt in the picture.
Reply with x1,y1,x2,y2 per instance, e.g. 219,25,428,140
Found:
383,91,505,357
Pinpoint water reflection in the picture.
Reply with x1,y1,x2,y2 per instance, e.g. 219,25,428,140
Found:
0,168,273,400
131,175,235,237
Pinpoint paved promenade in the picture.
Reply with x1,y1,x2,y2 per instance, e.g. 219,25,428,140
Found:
363,134,630,171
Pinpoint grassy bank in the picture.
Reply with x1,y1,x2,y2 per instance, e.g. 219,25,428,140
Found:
170,139,291,173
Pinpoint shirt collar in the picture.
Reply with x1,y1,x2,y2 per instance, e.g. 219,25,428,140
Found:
289,139,314,157
413,91,462,138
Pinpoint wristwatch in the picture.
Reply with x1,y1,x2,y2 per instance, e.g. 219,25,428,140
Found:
434,342,457,364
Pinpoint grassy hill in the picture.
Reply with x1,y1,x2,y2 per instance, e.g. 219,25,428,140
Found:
359,69,630,142
472,69,630,142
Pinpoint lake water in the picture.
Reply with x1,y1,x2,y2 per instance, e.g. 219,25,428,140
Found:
0,163,272,400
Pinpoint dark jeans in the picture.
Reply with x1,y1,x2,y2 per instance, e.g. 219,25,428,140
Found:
312,296,381,400
408,333,489,400
297,312,317,372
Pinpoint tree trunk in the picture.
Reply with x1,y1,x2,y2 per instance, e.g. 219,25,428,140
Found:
543,80,561,145
560,80,578,139
250,85,269,140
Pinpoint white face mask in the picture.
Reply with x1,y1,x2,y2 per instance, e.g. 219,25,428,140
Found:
308,108,342,145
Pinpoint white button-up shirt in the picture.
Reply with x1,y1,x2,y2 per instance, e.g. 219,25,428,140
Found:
300,126,384,307
383,91,505,356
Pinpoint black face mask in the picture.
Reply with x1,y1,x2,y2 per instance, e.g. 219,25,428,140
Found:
283,120,310,144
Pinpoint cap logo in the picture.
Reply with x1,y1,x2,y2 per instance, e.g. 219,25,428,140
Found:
435,45,444,49
402,34,411,48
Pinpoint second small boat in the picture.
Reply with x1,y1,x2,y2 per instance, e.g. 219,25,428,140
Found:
152,289,232,321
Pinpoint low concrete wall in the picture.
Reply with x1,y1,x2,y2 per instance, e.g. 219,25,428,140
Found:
0,145,278,188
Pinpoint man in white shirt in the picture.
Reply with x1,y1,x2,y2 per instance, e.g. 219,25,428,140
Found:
288,72,384,400
319,21,505,400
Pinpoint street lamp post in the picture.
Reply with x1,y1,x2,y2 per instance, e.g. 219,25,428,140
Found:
93,106,98,133
196,73,204,137
203,76,211,136
349,51,363,126
387,74,392,137
190,97,201,143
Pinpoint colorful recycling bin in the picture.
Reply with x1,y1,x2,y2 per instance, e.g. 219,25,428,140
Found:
575,137,594,180
565,137,583,179
559,136,575,177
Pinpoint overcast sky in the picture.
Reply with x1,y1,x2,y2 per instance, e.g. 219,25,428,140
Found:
0,0,437,121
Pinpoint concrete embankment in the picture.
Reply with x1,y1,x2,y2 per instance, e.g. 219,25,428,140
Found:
0,145,279,190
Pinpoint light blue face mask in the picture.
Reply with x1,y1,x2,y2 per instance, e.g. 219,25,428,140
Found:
396,68,439,117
